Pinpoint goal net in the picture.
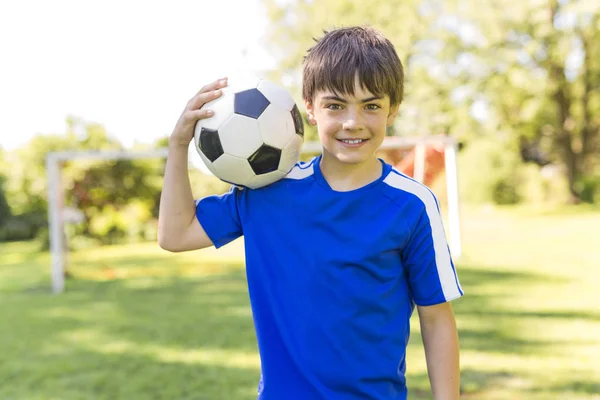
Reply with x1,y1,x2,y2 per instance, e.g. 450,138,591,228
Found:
46,136,461,293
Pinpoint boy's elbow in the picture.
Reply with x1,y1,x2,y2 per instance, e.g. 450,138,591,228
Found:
158,239,171,252
159,240,184,252
158,231,179,252
158,236,170,251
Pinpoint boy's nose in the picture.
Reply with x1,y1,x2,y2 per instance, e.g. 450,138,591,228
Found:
342,112,364,131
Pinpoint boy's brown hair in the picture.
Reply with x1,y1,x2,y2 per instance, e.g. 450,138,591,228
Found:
302,26,404,106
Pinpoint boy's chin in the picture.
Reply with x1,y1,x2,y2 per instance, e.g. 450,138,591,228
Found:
338,155,368,164
327,151,376,165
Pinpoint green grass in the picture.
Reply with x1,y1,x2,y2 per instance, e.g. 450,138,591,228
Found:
1,206,599,399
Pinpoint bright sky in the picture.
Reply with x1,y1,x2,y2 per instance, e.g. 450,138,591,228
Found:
0,0,275,150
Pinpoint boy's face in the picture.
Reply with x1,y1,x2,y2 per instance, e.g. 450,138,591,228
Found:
305,76,399,167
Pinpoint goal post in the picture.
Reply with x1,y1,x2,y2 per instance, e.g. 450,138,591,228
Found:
46,136,461,294
45,149,169,294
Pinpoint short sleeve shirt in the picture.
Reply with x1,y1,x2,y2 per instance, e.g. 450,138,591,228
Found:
195,156,463,400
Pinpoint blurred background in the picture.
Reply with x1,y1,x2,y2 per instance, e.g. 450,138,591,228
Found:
0,0,599,399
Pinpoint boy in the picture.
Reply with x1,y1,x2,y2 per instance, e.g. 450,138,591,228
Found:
159,26,463,400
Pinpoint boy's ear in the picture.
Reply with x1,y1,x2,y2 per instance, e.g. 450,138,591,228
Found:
304,99,317,126
386,104,400,127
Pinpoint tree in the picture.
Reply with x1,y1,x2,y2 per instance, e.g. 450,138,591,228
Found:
429,0,600,202
265,0,600,203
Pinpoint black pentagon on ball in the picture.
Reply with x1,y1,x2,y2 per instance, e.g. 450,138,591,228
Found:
199,127,223,162
234,89,270,119
291,104,304,137
248,144,281,175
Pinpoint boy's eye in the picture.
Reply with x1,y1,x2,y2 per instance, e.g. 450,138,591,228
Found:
366,104,381,110
326,104,343,110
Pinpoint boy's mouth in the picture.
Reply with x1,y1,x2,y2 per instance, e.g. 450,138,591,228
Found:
337,138,368,145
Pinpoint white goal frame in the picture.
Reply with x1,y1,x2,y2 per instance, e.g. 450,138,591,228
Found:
46,136,461,294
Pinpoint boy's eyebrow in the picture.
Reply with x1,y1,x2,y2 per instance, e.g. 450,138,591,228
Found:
321,95,384,103
360,95,384,103
321,95,347,103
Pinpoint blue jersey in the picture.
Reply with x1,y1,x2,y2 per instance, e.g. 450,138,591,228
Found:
195,155,463,400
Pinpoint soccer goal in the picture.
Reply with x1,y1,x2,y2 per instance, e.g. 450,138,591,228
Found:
46,136,461,294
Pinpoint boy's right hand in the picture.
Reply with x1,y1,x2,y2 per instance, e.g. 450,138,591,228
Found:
169,77,228,148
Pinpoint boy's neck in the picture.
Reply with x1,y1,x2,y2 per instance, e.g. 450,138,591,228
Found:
319,154,382,192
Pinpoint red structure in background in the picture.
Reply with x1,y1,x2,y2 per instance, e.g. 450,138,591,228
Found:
378,144,446,187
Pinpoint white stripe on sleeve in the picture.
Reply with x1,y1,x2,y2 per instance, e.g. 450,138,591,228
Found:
384,171,463,301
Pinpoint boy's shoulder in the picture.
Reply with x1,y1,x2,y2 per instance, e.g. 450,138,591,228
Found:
379,163,439,213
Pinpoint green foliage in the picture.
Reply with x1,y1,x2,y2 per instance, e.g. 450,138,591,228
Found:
4,134,74,217
1,117,234,245
458,137,524,205
519,163,571,205
0,218,33,242
0,211,47,242
0,177,11,225
0,149,10,224
576,175,600,204
83,200,158,245
463,153,574,206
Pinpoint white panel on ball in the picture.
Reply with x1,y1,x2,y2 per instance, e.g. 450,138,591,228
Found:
278,134,304,174
257,105,295,149
247,170,286,189
197,92,235,131
211,154,256,186
218,114,263,159
257,80,296,111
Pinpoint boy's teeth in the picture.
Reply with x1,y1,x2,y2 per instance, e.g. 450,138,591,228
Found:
341,139,363,144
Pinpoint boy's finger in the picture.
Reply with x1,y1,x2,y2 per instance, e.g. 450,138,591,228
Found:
186,89,223,111
195,77,228,97
182,108,215,124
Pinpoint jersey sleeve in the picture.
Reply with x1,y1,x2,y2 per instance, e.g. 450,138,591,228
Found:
403,196,463,306
195,186,244,248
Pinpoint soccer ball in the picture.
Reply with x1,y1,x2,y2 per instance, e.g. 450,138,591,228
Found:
193,79,304,189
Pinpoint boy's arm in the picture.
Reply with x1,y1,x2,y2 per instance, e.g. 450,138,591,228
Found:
158,78,228,252
158,142,213,252
417,302,460,400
